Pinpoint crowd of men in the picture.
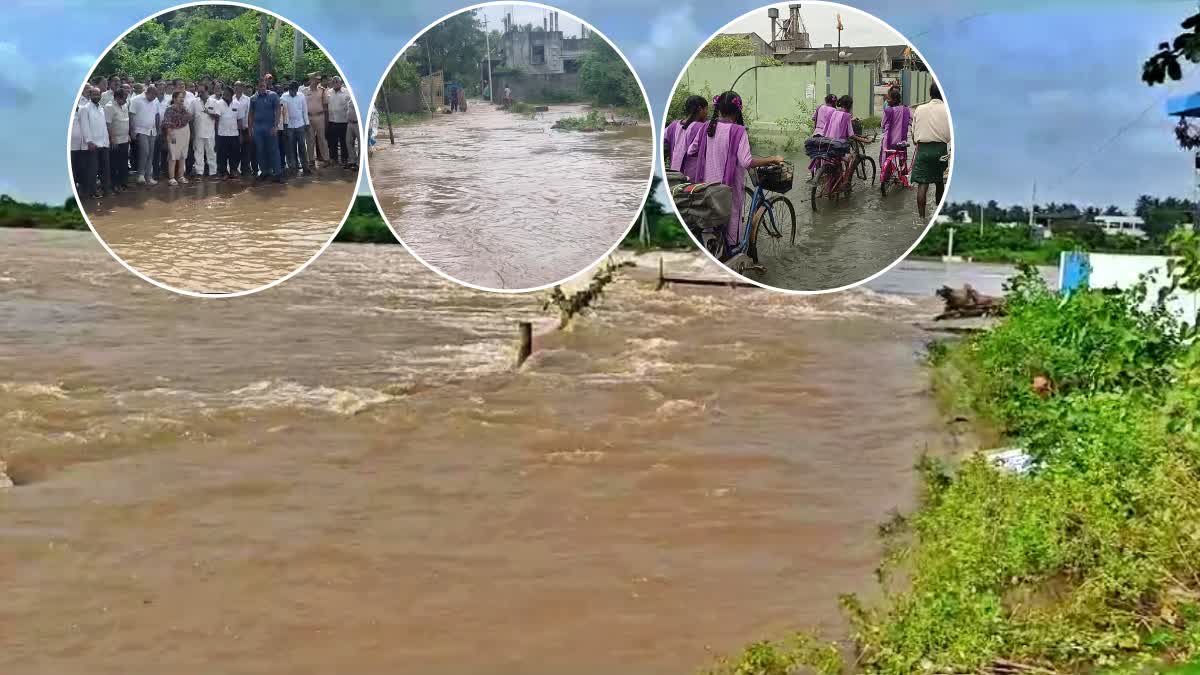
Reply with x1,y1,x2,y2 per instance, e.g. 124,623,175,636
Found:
70,71,361,198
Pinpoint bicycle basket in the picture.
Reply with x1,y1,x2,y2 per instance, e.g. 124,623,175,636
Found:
754,161,794,193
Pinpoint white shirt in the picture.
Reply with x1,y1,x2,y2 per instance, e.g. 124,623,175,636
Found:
129,95,160,137
280,92,309,128
233,94,250,128
76,101,109,149
188,96,215,138
105,100,130,145
326,88,352,123
912,98,951,144
210,98,240,137
99,89,114,106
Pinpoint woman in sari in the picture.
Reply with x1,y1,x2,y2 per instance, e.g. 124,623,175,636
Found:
663,95,707,168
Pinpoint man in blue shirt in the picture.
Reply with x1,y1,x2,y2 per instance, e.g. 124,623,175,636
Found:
247,78,283,183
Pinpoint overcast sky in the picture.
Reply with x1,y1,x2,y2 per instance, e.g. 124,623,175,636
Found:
724,3,909,50
3,0,1200,212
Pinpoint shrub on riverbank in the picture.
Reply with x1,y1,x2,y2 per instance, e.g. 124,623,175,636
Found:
709,239,1200,674
0,195,86,230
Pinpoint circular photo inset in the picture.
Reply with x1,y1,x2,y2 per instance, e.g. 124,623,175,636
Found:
366,2,655,292
662,1,952,293
67,2,361,296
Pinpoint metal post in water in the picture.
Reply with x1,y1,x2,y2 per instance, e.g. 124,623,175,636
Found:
382,85,395,145
656,256,665,290
516,321,533,368
484,16,495,105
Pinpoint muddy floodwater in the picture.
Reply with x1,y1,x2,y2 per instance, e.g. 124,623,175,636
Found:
746,139,935,291
0,230,956,675
370,102,653,290
83,172,358,294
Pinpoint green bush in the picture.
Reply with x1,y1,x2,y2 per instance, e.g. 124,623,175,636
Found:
710,241,1200,674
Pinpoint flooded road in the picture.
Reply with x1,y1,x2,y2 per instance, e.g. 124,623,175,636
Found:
1,231,954,675
370,102,653,290
748,139,932,291
83,172,358,294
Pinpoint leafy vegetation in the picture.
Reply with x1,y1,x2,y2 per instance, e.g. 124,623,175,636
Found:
551,110,612,132
579,34,644,111
334,196,396,244
698,35,761,58
707,234,1200,674
0,195,86,230
621,177,692,249
93,7,334,84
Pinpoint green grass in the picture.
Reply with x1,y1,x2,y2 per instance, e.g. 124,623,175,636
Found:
379,111,433,127
705,236,1200,674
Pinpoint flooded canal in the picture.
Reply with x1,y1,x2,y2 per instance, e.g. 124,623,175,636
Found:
1,231,956,675
83,172,358,294
370,102,653,290
748,139,934,291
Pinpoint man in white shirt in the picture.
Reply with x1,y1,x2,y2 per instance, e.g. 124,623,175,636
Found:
910,82,952,219
74,86,112,197
280,80,309,176
233,81,256,177
100,76,118,106
346,99,360,169
324,76,352,167
106,88,131,192
129,84,160,185
211,85,241,179
189,84,218,177
300,72,327,168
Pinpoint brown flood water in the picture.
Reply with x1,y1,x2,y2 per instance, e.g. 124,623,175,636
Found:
370,101,653,290
0,230,953,675
83,171,358,294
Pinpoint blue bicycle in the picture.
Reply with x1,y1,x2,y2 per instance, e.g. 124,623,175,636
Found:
695,162,797,272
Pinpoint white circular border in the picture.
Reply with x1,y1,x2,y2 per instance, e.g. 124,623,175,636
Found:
363,1,657,295
64,0,364,299
660,0,956,295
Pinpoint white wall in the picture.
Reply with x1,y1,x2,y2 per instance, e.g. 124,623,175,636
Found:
1066,253,1200,324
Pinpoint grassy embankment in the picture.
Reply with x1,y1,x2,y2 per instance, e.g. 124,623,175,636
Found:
707,234,1200,674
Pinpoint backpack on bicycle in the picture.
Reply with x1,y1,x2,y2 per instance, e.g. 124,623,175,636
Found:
672,182,732,232
804,137,849,159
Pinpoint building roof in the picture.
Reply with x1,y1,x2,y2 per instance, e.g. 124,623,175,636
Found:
782,46,885,64
882,45,910,61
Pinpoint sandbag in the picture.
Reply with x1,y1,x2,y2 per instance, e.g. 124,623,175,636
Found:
672,182,732,231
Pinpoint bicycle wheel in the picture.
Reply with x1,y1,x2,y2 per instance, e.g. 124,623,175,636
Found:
811,165,837,211
752,203,788,263
742,186,756,226
881,161,899,196
769,196,796,245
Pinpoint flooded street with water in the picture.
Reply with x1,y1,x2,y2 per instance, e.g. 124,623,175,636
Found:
1,230,966,675
84,172,358,294
370,102,653,289
748,140,932,291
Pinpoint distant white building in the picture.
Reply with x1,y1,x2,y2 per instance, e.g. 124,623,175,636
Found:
1093,215,1147,239
934,210,973,225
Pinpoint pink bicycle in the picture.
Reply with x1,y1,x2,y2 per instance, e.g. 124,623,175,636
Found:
879,142,911,196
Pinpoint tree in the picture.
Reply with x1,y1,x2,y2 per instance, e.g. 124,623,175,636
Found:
1143,12,1200,85
580,34,642,108
412,11,484,83
699,35,759,58
1103,205,1125,216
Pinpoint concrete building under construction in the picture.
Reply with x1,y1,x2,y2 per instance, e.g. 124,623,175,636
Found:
492,10,588,76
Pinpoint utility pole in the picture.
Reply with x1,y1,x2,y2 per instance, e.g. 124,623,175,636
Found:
979,204,984,237
836,13,843,63
1029,180,1037,230
483,15,494,104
